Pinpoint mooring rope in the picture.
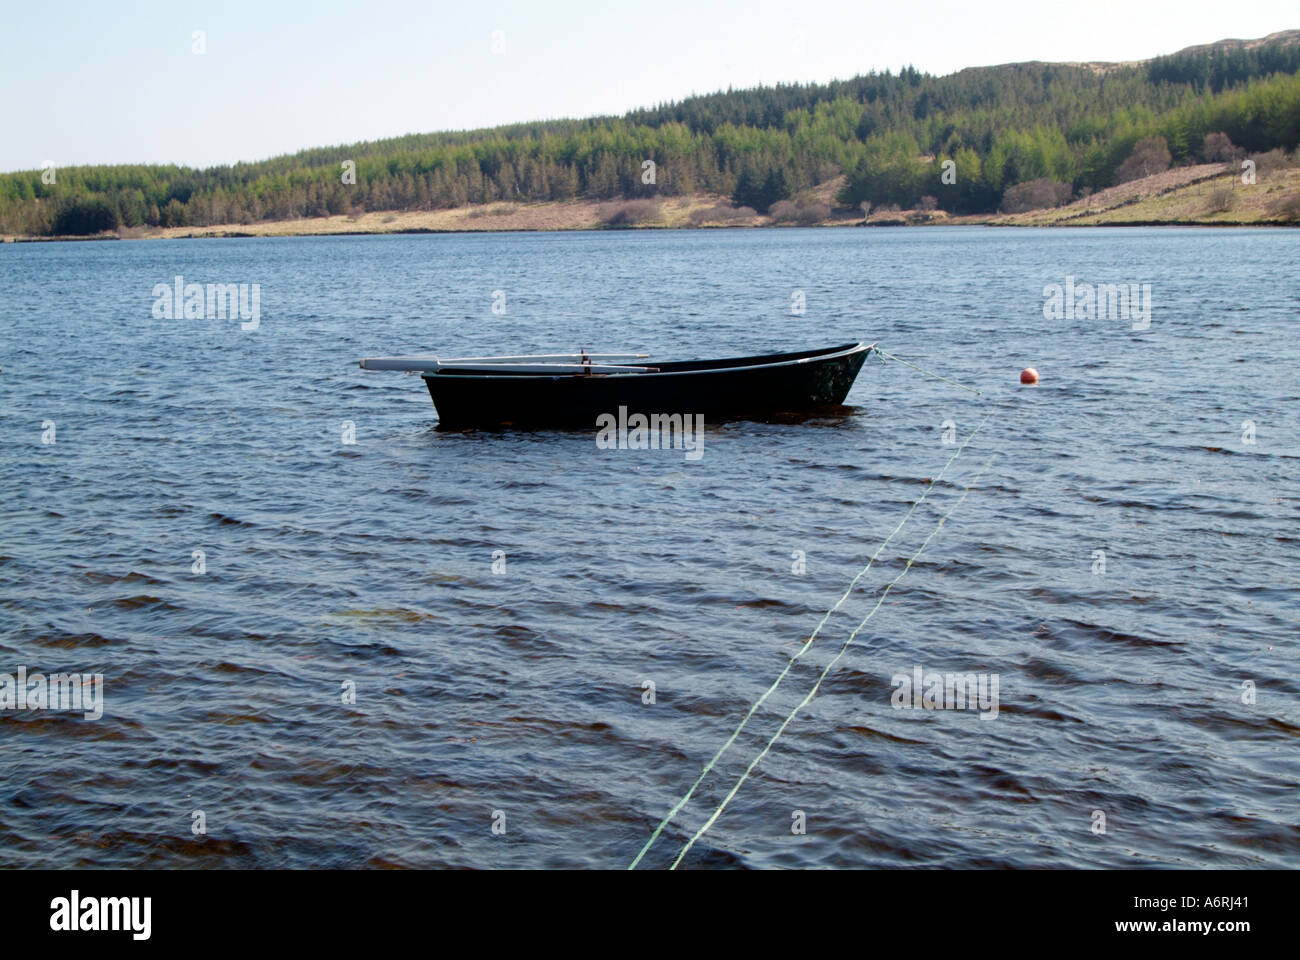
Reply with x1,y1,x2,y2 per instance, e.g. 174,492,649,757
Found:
872,347,983,397
628,353,995,869
668,452,998,868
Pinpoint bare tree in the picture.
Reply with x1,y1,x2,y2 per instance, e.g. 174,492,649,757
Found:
1114,136,1172,183
1200,132,1241,163
1001,178,1073,213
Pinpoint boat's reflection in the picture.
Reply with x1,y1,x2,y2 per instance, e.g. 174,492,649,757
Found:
430,404,865,433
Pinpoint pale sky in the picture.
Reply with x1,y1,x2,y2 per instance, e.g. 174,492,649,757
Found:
1,0,1296,173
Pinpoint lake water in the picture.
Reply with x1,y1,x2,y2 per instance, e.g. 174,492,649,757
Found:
1,226,1296,869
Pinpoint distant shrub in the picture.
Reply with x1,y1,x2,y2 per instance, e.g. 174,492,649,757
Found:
803,200,831,221
1267,190,1300,220
602,199,662,226
768,198,830,224
1115,136,1172,183
1249,148,1296,175
1001,178,1073,213
687,203,755,225
859,200,872,218
767,200,798,222
917,195,939,212
467,203,519,218
1206,186,1234,212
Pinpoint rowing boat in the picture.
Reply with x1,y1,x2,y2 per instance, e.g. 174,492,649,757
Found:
357,342,874,428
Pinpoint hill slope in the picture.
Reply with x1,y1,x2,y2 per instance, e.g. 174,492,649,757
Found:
2,31,1298,237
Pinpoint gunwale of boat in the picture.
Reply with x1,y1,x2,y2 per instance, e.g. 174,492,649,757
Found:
422,341,874,381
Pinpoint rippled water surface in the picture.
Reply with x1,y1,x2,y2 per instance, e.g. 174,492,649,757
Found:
1,227,1297,869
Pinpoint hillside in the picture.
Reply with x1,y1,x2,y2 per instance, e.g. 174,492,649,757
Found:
991,162,1300,225
2,30,1299,237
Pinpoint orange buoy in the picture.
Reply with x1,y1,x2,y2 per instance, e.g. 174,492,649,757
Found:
1020,367,1039,385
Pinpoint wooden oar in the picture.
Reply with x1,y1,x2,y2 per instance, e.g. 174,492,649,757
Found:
359,356,440,371
436,362,655,374
358,356,654,373
359,353,650,372
442,353,649,363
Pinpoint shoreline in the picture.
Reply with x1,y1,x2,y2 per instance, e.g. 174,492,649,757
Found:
5,218,1296,243
4,164,1297,242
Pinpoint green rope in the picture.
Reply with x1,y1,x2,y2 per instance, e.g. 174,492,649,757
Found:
873,347,982,397
627,405,995,870
669,452,998,869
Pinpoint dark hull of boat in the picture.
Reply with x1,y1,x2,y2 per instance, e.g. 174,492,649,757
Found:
423,342,872,428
